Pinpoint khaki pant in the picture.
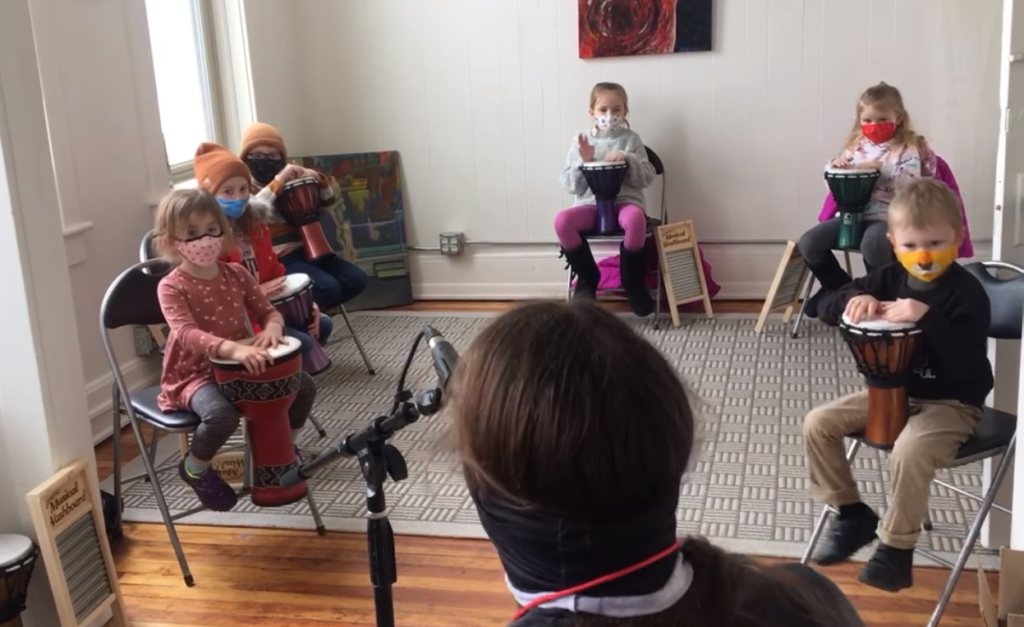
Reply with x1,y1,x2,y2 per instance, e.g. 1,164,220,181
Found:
803,391,981,549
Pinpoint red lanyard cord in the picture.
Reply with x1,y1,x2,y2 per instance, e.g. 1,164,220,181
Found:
512,540,682,621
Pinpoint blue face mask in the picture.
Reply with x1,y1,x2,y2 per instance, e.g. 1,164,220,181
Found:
216,196,248,219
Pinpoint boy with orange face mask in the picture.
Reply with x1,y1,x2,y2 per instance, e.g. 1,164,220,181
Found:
802,178,993,592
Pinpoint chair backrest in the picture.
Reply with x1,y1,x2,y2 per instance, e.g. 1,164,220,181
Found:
140,230,157,263
963,261,1024,340
100,259,173,331
645,146,664,176
644,145,667,223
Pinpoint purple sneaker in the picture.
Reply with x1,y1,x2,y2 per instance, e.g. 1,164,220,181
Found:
178,460,238,512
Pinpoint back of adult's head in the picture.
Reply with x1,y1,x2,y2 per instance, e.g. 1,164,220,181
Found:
447,300,695,518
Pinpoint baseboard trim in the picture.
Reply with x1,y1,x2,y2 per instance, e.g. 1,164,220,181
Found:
87,355,161,444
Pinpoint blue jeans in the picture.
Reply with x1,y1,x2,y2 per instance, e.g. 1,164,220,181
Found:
285,313,334,360
280,250,368,309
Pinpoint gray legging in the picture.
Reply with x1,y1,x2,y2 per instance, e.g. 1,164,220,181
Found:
188,372,316,461
797,217,895,289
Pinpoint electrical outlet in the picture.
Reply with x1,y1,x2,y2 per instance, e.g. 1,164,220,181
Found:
439,232,465,256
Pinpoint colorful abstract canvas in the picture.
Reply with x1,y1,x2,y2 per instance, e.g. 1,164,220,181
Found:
293,151,413,311
579,0,712,59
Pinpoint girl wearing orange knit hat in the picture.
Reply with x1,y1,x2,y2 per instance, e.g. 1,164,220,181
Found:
194,142,334,374
239,122,368,311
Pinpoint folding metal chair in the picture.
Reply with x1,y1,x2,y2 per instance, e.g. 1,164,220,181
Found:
102,259,326,586
799,260,1021,627
565,145,667,328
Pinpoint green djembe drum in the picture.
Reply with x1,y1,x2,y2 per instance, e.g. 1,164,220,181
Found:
824,168,881,249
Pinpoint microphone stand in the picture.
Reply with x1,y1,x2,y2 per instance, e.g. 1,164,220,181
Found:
282,330,444,627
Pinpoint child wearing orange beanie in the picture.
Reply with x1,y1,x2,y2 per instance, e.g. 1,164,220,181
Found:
194,142,333,370
239,122,368,311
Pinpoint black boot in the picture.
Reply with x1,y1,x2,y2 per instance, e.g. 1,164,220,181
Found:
619,244,654,317
858,544,914,592
562,242,600,300
803,260,853,320
815,502,879,566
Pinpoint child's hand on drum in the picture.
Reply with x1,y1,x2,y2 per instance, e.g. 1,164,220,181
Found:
309,303,321,339
604,151,626,163
228,343,273,375
260,277,287,297
253,322,285,350
845,294,880,323
879,298,930,323
830,158,851,169
577,134,596,163
274,164,305,184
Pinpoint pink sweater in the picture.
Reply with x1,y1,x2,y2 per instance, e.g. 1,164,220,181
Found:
157,262,283,411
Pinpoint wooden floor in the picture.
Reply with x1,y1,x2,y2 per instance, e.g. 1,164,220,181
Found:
98,300,992,627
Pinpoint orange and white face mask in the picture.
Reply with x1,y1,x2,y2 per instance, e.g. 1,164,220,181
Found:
895,246,958,282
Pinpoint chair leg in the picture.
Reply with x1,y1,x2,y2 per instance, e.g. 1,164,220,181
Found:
111,383,123,512
338,306,375,376
790,276,816,339
566,268,575,302
306,413,327,439
843,251,853,275
923,509,933,532
306,491,326,535
654,265,663,331
800,439,861,565
128,415,194,586
927,435,1016,627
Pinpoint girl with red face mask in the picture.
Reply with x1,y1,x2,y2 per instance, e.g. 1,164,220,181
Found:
798,82,936,320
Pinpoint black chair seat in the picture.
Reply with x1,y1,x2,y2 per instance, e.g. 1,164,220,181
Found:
580,216,662,240
851,406,1016,461
128,386,200,432
957,406,1017,462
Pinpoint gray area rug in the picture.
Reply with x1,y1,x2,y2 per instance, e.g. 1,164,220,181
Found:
102,311,996,565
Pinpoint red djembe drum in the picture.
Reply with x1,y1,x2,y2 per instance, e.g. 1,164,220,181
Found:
210,336,308,506
269,273,332,375
838,314,923,448
580,161,629,234
278,177,334,262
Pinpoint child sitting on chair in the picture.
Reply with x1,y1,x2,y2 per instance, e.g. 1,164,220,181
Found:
153,189,317,511
192,142,333,367
556,82,657,317
800,82,936,319
804,178,992,591
447,300,864,627
238,122,369,312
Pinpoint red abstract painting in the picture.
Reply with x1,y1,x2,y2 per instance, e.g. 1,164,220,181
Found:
579,0,712,59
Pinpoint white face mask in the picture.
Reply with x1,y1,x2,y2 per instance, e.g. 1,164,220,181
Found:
595,115,624,131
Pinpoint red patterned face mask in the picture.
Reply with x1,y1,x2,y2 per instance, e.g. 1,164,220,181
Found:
862,122,896,144
176,234,223,267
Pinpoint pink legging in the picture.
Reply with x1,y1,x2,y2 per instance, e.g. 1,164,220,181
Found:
554,204,647,251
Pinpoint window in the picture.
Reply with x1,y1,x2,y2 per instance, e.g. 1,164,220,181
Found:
145,0,223,179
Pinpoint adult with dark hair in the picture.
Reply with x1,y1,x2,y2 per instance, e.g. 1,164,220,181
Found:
445,301,864,627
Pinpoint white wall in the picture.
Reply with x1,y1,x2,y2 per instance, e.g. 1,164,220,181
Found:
243,0,1002,298
29,0,168,440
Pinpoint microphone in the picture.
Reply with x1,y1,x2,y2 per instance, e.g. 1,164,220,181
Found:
422,325,458,389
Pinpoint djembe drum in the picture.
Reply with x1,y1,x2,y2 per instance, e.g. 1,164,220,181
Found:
580,161,629,234
0,535,38,627
210,336,308,506
824,168,880,249
839,314,923,447
278,177,334,262
269,273,332,375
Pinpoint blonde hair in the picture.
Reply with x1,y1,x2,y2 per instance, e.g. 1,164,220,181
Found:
888,178,963,235
590,82,631,129
844,82,927,152
153,188,232,262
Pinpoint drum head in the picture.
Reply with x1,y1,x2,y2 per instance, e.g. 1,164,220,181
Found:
284,176,320,190
581,161,628,170
0,534,34,568
840,314,920,335
825,167,879,177
209,335,303,366
274,274,312,300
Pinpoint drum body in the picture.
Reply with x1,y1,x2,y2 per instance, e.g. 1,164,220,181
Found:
824,168,881,249
279,177,334,262
0,534,38,627
839,315,923,447
210,336,307,506
269,274,332,375
580,161,629,234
